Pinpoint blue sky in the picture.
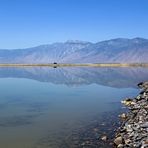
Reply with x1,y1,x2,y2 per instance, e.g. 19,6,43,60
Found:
0,0,148,49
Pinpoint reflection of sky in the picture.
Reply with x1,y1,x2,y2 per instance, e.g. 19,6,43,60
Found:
0,69,139,148
0,77,138,117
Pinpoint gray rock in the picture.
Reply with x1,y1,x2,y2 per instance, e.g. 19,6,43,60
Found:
114,82,148,148
101,135,107,141
114,136,123,145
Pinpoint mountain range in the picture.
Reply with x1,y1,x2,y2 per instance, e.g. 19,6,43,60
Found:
0,37,148,63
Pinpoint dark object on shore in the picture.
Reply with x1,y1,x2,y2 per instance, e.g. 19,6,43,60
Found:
137,82,143,87
114,81,148,147
53,62,57,68
138,81,148,89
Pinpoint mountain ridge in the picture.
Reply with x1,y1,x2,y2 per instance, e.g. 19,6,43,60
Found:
0,37,148,63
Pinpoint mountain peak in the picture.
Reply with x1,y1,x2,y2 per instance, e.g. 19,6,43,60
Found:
65,40,91,44
131,37,148,43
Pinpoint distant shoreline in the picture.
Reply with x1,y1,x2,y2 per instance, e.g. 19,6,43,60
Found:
0,63,148,67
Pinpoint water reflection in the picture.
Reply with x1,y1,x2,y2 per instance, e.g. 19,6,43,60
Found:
0,67,148,88
0,67,147,148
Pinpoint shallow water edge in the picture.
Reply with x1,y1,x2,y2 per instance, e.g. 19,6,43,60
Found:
114,82,148,147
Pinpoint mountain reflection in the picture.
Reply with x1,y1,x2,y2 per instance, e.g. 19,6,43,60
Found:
0,67,148,88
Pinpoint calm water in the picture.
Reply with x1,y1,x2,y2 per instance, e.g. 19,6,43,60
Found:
0,67,148,148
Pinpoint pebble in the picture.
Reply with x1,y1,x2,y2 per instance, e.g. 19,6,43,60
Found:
119,113,127,120
114,81,148,148
114,136,123,145
117,144,123,148
101,135,107,141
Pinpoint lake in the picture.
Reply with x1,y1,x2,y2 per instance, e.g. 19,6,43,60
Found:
0,67,148,148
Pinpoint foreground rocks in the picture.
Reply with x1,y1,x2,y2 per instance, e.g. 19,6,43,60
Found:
114,82,148,148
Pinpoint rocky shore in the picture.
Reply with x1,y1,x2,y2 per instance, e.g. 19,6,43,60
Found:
114,82,148,148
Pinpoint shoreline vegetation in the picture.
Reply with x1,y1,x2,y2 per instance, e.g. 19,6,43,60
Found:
114,82,148,147
0,63,148,67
